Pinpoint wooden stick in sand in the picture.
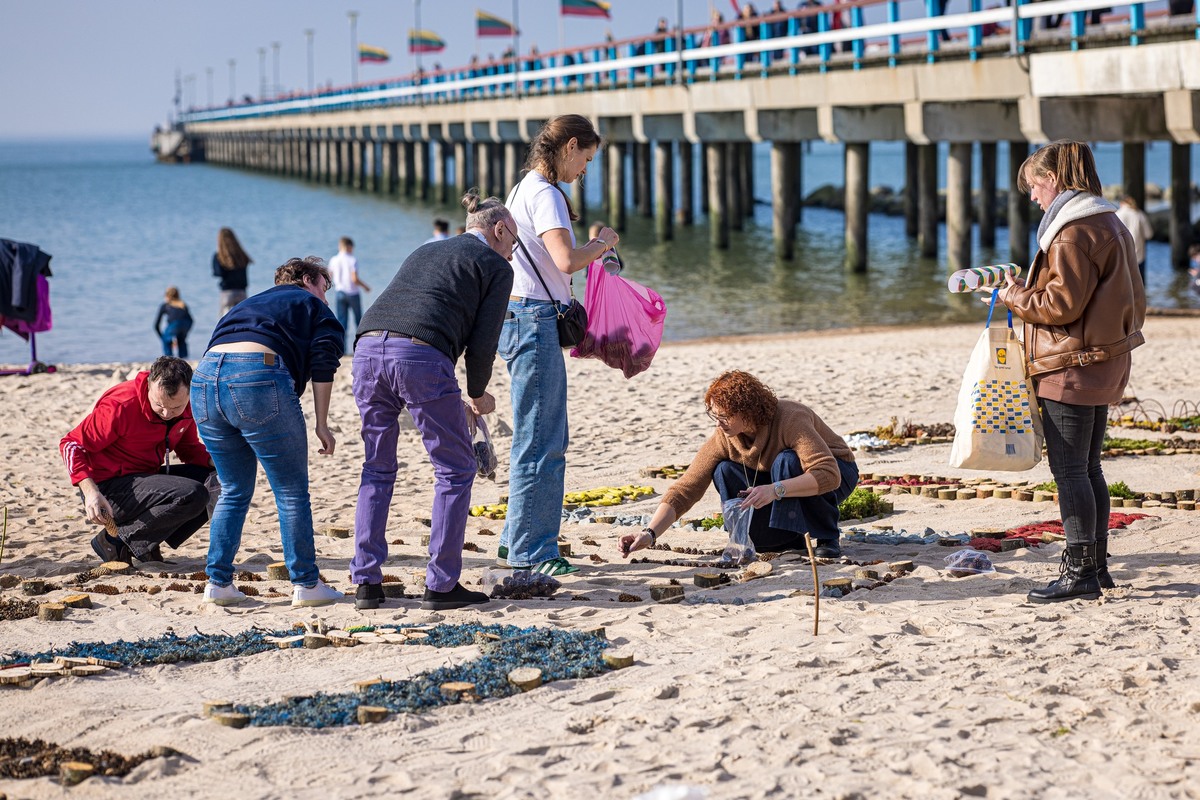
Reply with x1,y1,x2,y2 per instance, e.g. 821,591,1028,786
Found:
0,506,8,564
804,533,820,636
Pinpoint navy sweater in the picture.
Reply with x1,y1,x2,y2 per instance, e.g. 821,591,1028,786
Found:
206,284,344,396
357,233,513,398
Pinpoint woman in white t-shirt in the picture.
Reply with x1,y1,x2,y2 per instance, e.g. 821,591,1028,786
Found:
498,115,619,576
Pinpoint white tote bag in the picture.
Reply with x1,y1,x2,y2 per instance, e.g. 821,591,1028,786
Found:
949,292,1043,471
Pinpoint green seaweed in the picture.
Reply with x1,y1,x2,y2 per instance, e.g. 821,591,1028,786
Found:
1107,481,1136,499
838,488,892,520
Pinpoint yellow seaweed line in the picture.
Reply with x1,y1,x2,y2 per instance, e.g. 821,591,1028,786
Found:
470,485,656,519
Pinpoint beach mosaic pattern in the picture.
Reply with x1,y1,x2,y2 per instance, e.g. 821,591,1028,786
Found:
969,379,1034,434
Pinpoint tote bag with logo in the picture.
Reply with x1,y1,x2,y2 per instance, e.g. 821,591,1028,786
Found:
949,291,1043,471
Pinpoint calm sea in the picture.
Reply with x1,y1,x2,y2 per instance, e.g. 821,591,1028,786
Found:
1,138,1196,366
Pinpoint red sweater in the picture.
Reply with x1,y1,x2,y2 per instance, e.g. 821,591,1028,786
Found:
60,372,210,485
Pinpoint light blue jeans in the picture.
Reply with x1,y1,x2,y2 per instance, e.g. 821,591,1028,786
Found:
498,299,568,567
190,353,319,587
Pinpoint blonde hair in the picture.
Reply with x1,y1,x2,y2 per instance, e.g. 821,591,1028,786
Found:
164,286,181,301
1018,140,1102,197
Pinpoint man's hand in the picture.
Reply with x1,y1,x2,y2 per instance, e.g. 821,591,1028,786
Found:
468,392,496,417
315,424,336,455
81,483,115,526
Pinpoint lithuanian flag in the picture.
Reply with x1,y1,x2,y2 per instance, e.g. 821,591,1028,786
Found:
561,0,611,17
358,44,390,63
408,29,446,54
477,9,518,37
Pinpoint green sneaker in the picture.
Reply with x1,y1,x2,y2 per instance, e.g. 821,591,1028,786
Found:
496,544,509,565
516,557,579,577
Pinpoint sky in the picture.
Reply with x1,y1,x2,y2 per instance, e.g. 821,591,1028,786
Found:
0,0,740,140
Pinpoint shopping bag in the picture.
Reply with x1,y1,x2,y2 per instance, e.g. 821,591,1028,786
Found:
948,291,1043,471
569,260,666,379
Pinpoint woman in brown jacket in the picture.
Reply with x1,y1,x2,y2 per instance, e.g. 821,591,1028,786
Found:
998,140,1146,603
617,371,858,560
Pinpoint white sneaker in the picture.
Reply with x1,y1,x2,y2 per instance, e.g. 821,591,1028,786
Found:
291,580,343,607
203,582,246,606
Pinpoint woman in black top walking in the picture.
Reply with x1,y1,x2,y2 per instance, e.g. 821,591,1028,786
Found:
212,227,252,316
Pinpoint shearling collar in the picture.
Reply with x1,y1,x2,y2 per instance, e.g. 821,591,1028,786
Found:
1038,192,1118,251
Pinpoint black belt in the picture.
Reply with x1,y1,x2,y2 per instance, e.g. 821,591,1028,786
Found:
358,331,429,346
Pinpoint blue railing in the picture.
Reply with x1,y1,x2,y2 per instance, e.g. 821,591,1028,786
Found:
181,0,1194,124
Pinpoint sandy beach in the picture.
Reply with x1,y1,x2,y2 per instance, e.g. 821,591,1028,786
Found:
2,316,1200,800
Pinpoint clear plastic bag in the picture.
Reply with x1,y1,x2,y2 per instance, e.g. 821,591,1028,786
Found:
472,417,497,481
720,498,757,565
943,549,996,577
569,262,667,379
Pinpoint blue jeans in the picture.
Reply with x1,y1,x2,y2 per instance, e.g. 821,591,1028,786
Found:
160,321,191,358
336,292,363,348
190,353,319,586
498,299,568,567
712,451,859,549
1041,399,1109,547
350,335,476,592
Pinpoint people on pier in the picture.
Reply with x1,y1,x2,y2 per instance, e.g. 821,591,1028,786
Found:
618,371,858,559
212,227,252,317
499,114,619,576
328,236,371,352
997,140,1145,603
192,257,345,608
61,356,214,565
348,190,516,611
154,286,193,358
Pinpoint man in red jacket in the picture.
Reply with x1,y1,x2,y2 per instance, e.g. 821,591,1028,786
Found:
61,357,214,564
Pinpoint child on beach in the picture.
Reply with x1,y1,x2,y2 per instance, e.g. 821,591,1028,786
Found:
154,287,193,358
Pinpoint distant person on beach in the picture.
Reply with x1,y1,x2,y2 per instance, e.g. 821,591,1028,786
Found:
349,190,516,611
501,114,620,576
328,236,372,352
154,286,193,358
618,371,858,560
425,218,451,244
191,256,345,608
212,227,252,316
60,356,214,566
1115,195,1154,284
996,140,1145,603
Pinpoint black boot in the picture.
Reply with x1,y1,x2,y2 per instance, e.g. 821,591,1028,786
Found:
1095,537,1115,590
1027,544,1102,603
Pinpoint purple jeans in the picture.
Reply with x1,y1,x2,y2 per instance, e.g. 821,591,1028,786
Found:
350,334,476,592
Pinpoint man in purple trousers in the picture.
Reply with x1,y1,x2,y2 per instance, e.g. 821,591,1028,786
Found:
350,191,516,610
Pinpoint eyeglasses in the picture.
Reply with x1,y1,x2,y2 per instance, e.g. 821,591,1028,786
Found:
706,409,731,425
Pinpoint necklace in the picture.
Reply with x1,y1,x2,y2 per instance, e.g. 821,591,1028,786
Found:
740,461,759,490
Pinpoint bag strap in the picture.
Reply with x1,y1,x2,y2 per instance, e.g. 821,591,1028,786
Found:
508,177,576,309
985,289,1014,330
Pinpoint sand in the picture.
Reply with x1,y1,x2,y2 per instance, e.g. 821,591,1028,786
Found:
2,317,1199,800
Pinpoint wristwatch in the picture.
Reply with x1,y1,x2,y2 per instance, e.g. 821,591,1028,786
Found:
773,481,786,500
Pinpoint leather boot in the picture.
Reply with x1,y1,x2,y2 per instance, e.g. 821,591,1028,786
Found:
1027,543,1102,603
1095,537,1115,590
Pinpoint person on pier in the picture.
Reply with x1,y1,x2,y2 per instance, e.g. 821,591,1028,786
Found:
617,371,858,561
498,114,619,576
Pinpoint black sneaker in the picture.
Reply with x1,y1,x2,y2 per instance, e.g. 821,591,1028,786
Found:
91,532,132,564
421,582,490,611
813,540,842,559
355,583,385,610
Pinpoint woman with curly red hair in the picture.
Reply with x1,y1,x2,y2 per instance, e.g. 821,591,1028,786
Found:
618,371,858,559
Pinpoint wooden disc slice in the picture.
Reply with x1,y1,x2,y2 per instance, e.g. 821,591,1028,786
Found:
202,700,234,717
212,712,250,728
602,651,634,669
59,761,95,786
507,667,543,691
266,562,289,581
357,705,390,724
37,603,66,621
61,593,93,609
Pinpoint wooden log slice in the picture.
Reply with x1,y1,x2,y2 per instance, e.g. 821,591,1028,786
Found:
0,667,32,685
202,700,234,717
59,761,95,786
38,603,66,621
602,651,634,669
303,634,330,650
61,593,93,609
822,578,853,591
20,578,47,596
212,712,250,728
327,631,358,647
97,561,132,576
87,657,123,669
354,677,384,692
70,665,108,677
854,569,879,581
266,562,289,581
888,560,915,574
693,572,724,588
508,667,543,691
440,681,476,698
741,562,773,581
380,583,406,598
357,705,390,724
649,584,684,603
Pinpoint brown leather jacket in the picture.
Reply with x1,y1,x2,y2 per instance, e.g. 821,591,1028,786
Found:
1004,196,1145,406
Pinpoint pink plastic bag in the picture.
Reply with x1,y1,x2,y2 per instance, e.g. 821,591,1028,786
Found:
570,263,666,379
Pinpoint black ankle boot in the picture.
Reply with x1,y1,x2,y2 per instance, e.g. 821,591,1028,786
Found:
1095,538,1115,590
1027,543,1102,603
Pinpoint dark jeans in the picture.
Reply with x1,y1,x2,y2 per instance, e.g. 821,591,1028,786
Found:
712,451,859,550
96,463,213,559
1041,399,1109,547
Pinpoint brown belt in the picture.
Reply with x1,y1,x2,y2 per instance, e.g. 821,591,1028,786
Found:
358,331,429,346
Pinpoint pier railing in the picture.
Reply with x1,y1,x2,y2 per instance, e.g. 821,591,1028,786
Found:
180,0,1196,124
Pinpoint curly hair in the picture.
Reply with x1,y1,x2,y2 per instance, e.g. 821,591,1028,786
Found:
274,256,332,290
704,371,778,428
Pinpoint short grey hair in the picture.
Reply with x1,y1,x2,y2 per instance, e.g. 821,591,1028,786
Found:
461,188,511,232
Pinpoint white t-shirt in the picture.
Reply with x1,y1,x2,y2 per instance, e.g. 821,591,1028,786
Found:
328,251,359,295
506,171,575,303
1115,205,1153,264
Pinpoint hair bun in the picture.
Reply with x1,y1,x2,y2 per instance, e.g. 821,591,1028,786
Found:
461,188,482,214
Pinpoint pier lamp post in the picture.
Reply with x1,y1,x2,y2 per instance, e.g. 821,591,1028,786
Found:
206,67,213,108
348,11,359,86
272,42,280,98
258,47,267,101
305,29,315,94
228,59,236,104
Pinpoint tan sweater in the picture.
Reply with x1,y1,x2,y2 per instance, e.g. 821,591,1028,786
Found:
662,400,855,519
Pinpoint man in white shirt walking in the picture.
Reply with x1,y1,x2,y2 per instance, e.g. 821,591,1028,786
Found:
1115,196,1154,284
328,236,372,352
